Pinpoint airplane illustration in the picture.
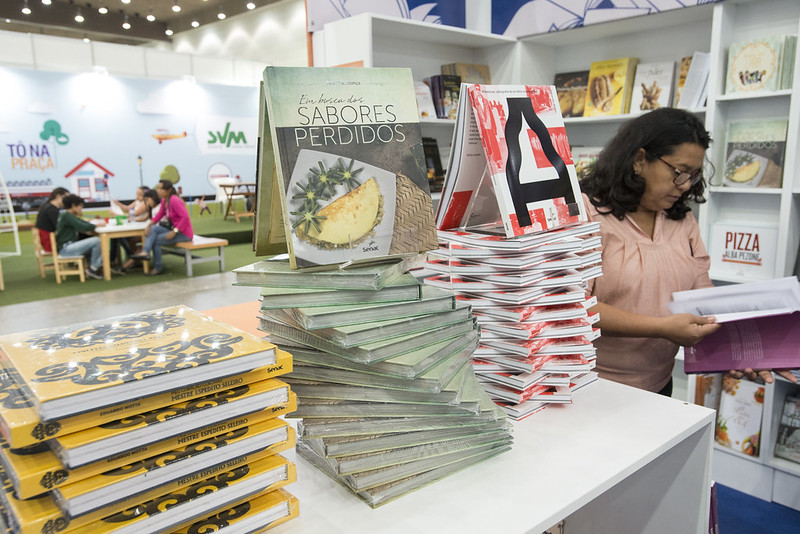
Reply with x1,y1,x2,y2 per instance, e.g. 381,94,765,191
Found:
152,129,188,144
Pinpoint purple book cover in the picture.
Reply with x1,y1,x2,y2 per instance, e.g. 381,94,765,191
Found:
684,312,800,374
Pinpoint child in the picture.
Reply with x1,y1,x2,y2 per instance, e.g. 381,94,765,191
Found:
56,194,106,280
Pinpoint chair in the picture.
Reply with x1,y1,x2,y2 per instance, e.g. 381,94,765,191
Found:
48,232,85,283
32,228,55,278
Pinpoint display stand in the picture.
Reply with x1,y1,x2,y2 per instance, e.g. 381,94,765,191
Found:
271,379,714,534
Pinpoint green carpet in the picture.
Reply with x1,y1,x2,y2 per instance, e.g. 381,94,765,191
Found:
0,202,285,306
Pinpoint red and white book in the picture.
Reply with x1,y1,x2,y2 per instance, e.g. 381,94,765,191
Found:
568,371,599,392
483,336,596,358
482,382,572,404
475,299,594,323
496,399,549,420
436,221,598,251
476,370,550,391
433,234,601,261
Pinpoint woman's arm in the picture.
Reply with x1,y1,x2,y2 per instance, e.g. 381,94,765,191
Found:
589,301,720,347
113,199,130,210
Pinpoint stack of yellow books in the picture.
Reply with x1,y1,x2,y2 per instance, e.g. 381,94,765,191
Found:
0,305,298,534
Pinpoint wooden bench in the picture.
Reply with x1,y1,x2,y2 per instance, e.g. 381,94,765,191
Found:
163,236,228,276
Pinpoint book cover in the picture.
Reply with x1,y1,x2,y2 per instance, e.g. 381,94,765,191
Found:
0,403,294,499
466,84,587,237
0,306,276,422
693,373,723,410
781,36,797,89
677,51,710,109
71,454,295,534
173,488,298,534
570,146,602,181
53,379,291,468
441,63,491,85
726,35,785,94
0,452,293,534
414,80,437,119
775,395,800,464
440,75,462,120
259,66,438,269
553,70,589,118
234,255,422,290
422,137,445,193
259,273,422,310
715,377,764,457
629,61,675,112
673,56,693,106
0,350,292,449
54,419,294,518
722,119,788,188
709,221,779,281
583,57,639,116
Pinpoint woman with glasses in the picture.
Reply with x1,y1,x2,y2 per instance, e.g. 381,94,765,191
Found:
581,108,795,394
580,108,720,396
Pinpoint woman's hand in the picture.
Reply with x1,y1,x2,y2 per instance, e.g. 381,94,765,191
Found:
660,313,721,347
166,230,176,240
729,369,799,384
144,223,151,236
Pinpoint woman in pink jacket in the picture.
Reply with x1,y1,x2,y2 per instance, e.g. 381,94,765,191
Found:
132,179,194,276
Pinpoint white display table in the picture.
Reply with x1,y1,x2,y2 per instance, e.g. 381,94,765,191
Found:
271,379,715,534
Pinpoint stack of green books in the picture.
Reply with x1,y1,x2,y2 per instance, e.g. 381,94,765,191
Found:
0,306,299,534
234,257,513,508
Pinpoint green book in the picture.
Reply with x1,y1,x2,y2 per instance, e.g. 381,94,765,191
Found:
233,256,421,290
259,273,422,310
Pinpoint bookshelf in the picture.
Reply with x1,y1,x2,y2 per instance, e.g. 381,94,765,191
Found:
313,0,800,509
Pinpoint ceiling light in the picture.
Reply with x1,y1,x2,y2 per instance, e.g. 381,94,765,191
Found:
41,0,52,5
82,36,90,43
74,8,84,22
217,6,226,19
21,2,32,15
121,0,130,4
172,1,181,13
165,27,173,36
191,20,199,27
146,10,155,22
98,3,107,14
246,2,256,9
122,14,130,29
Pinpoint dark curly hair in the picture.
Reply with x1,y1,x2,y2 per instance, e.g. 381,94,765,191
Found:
580,108,711,221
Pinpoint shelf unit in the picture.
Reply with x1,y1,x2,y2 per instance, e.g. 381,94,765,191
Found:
313,1,800,509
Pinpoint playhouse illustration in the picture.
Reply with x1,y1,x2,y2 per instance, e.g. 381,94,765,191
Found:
64,157,114,202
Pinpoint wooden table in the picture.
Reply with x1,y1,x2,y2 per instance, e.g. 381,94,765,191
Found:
95,221,149,280
219,182,256,222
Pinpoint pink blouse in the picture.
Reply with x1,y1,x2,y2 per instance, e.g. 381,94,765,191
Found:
583,193,713,392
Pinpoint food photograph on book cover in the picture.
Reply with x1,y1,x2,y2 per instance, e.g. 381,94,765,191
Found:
263,67,438,269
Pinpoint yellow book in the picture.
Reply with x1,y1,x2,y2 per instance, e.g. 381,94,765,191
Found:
0,306,277,422
0,450,294,534
53,378,292,469
172,487,299,534
54,419,295,518
68,454,296,534
0,349,292,449
0,393,296,499
583,57,639,116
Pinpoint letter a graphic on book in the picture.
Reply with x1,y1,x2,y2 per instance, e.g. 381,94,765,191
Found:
504,97,579,227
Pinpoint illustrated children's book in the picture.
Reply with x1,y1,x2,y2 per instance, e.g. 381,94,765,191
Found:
726,35,787,94
583,57,639,116
436,84,586,238
257,66,438,269
715,377,764,457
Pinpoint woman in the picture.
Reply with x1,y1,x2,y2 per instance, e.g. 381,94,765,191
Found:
35,187,69,252
132,180,193,276
581,108,793,394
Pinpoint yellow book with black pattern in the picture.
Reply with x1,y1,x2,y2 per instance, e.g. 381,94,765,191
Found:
0,306,277,422
51,378,292,469
0,349,292,449
0,393,296,499
0,451,294,534
172,487,299,533
54,418,295,518
69,454,296,534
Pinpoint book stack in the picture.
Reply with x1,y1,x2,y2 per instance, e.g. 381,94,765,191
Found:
0,306,298,534
233,256,513,508
423,223,602,420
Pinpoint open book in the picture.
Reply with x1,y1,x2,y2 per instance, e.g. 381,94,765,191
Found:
669,277,800,373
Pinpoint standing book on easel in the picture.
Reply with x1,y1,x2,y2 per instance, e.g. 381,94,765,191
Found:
436,84,586,238
257,67,438,269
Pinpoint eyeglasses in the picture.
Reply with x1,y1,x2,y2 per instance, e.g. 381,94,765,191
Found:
656,156,703,187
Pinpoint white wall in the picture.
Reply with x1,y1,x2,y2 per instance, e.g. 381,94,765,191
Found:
171,0,308,67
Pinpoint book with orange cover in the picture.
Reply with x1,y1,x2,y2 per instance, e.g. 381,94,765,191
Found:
583,57,639,116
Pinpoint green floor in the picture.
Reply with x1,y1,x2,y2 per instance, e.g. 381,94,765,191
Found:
0,202,283,306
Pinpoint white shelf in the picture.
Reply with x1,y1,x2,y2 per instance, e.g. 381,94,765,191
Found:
713,442,765,465
271,380,714,534
715,90,792,103
709,271,775,284
367,14,516,48
419,117,456,126
768,456,800,477
707,186,784,195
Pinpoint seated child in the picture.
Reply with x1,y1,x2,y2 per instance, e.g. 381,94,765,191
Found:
56,194,106,279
